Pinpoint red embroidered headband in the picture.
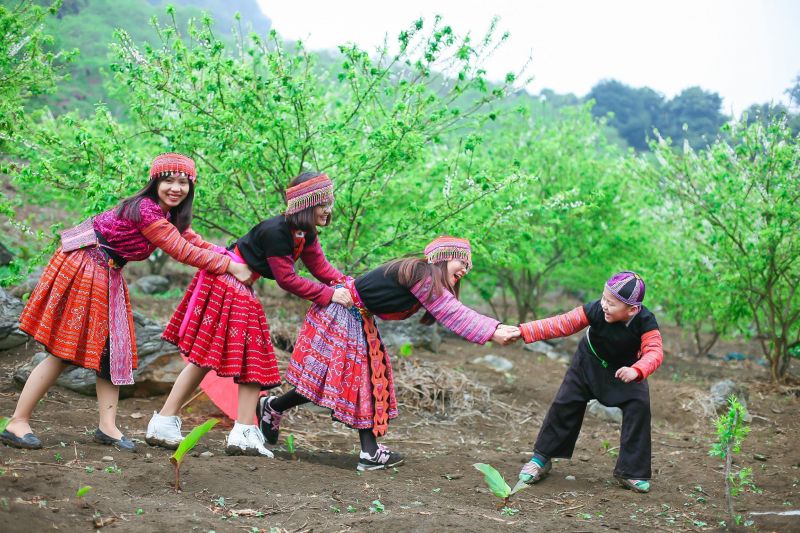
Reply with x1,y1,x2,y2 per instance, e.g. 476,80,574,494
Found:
150,153,197,183
285,174,334,215
424,236,472,271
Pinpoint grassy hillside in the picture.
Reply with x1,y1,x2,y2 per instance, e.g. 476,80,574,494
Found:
35,0,271,116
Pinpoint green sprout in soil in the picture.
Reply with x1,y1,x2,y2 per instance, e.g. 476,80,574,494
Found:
709,396,757,527
286,433,297,460
0,417,9,433
473,463,527,509
76,486,92,498
370,500,385,513
170,418,219,492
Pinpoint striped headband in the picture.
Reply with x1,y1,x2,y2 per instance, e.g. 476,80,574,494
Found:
150,153,196,183
285,174,334,215
424,236,472,272
605,271,646,306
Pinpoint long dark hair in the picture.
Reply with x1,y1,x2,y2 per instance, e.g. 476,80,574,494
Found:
385,258,461,325
284,171,331,236
116,175,195,233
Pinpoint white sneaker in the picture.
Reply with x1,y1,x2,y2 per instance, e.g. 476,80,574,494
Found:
145,411,184,450
225,422,274,458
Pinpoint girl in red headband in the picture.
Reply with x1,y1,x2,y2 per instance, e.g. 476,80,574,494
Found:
257,236,519,470
1,153,252,453
147,172,353,457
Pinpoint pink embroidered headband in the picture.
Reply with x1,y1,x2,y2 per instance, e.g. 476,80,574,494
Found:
150,153,197,183
424,236,472,271
285,174,334,215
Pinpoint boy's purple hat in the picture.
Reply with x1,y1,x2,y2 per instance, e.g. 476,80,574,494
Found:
606,271,645,306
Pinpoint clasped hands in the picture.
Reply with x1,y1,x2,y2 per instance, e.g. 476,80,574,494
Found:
491,324,522,345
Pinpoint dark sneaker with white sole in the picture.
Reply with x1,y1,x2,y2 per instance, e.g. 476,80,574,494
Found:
357,444,405,471
256,396,282,445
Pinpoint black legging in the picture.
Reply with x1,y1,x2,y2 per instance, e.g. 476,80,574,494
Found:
270,388,379,455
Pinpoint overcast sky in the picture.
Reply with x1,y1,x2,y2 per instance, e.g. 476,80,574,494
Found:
256,0,800,115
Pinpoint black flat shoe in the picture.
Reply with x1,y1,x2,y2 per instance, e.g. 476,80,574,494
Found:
94,428,136,453
0,429,42,450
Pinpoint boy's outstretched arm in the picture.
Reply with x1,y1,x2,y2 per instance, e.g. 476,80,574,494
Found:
519,306,589,343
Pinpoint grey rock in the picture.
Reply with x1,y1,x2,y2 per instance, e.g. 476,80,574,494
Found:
523,341,571,363
7,267,43,298
14,312,185,397
101,456,114,462
565,475,576,481
710,379,751,421
471,354,514,372
0,286,27,351
200,451,214,458
376,318,441,353
133,275,171,295
0,242,13,266
587,399,623,424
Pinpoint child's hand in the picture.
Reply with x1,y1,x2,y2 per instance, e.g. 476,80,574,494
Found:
492,325,520,345
615,366,639,383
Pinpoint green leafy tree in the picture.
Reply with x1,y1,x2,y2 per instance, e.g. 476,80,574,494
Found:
0,0,66,143
647,117,800,381
9,12,524,275
587,79,663,151
455,102,639,323
658,86,728,149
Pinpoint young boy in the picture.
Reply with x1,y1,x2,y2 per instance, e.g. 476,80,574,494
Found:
517,271,663,493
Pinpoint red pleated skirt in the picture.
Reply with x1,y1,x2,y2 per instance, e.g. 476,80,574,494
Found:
19,247,136,373
162,270,280,387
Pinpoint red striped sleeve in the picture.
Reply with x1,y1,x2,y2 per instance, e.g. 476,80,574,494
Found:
141,219,230,274
519,306,589,343
181,227,216,250
632,329,663,380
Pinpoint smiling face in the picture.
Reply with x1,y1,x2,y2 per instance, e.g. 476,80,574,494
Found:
156,173,191,211
446,259,469,286
313,202,333,227
600,288,639,323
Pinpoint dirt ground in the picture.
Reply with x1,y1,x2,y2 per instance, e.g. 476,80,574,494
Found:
1,288,799,533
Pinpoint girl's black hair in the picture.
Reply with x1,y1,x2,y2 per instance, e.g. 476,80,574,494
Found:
284,171,331,236
116,174,195,233
384,258,460,325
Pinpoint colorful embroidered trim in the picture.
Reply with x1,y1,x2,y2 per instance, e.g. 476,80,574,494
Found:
285,174,334,215
346,278,391,437
150,153,197,183
424,236,472,271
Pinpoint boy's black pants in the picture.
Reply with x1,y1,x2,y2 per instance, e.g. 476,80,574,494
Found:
533,344,652,479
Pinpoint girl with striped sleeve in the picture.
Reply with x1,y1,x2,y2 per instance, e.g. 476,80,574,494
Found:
1,154,252,452
516,271,663,493
147,172,354,457
256,237,520,471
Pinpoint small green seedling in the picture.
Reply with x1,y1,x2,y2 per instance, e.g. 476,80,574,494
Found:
709,396,756,527
170,418,219,492
473,463,527,509
370,500,384,513
398,343,413,358
75,486,92,509
0,417,9,433
286,433,297,460
347,505,357,513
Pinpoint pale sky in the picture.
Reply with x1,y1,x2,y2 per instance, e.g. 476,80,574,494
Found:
256,0,800,115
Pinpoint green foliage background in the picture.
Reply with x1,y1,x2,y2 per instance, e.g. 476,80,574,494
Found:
1,0,799,381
